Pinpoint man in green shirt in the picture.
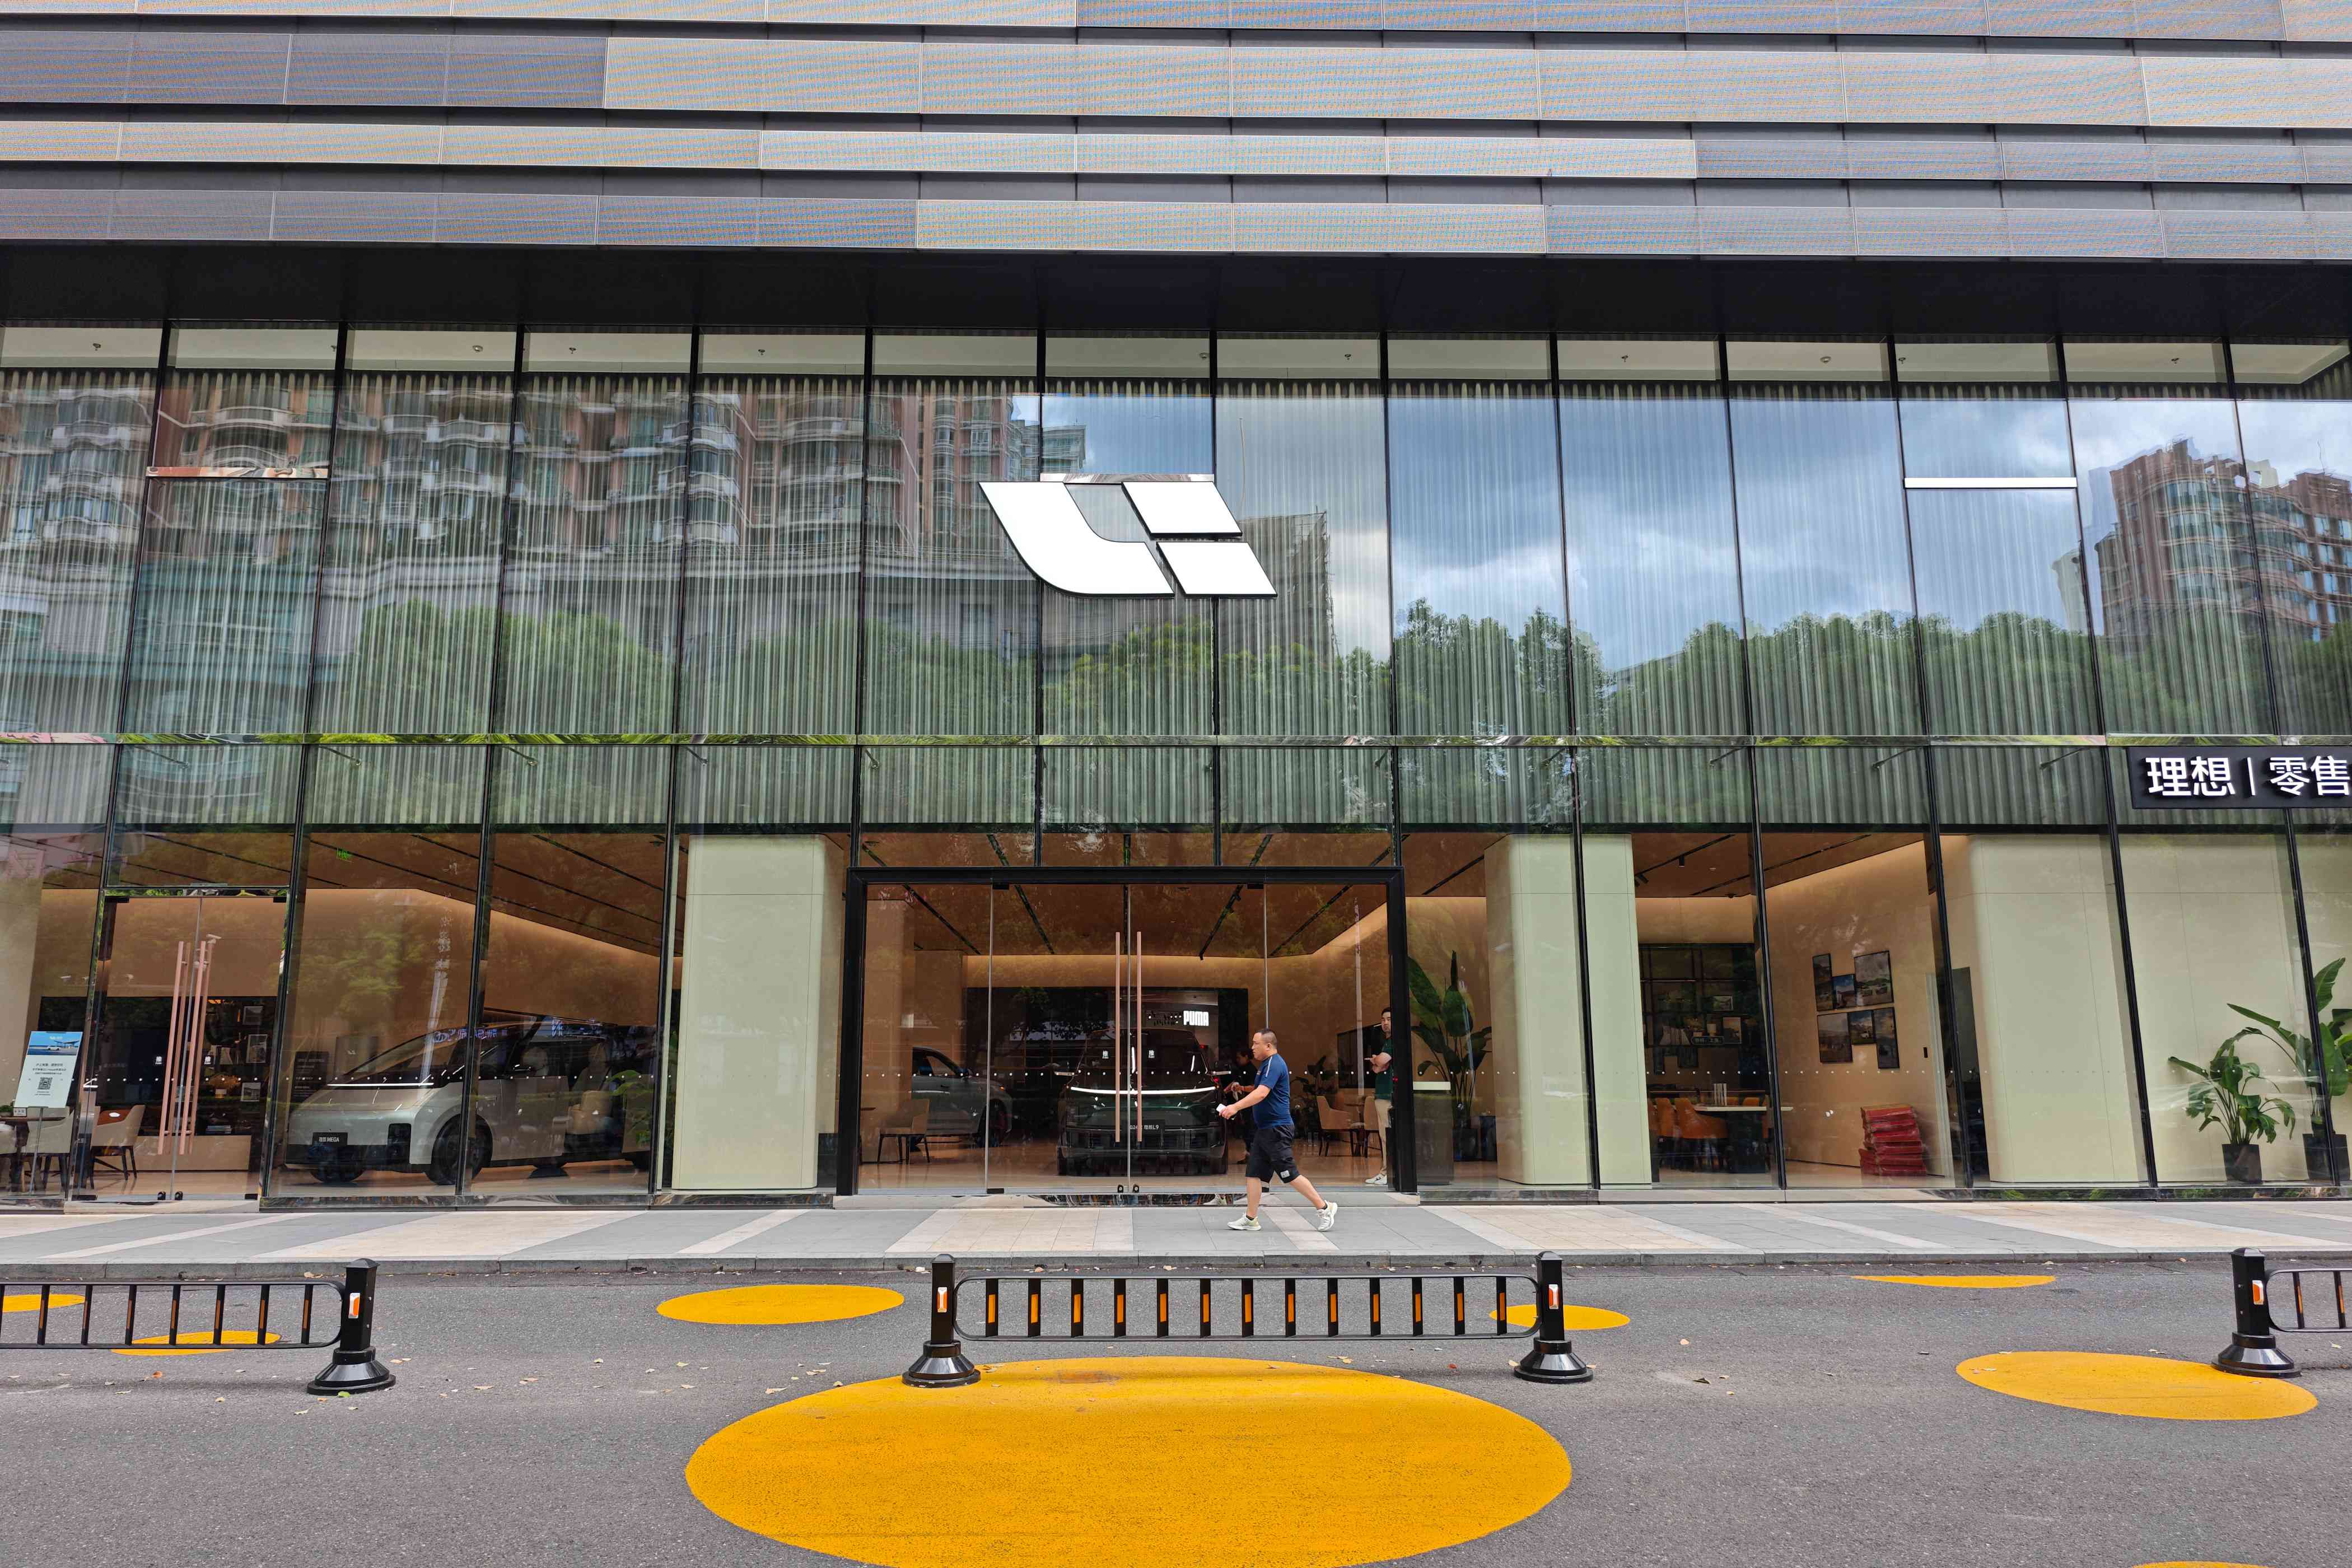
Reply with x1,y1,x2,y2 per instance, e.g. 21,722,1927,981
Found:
1365,1007,1394,1188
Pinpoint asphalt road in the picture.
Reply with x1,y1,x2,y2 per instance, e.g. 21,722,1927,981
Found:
2,1260,2344,1568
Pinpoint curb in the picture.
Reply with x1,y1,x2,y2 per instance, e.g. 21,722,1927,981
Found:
0,1249,2270,1282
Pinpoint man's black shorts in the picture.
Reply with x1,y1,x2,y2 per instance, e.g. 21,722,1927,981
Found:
1247,1123,1298,1183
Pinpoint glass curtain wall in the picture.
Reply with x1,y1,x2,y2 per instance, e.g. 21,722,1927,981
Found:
1217,340,1391,830
0,354,152,736
277,745,485,1197
496,334,690,736
473,746,668,1196
21,315,2352,1200
314,330,515,737
1389,342,1569,827
131,329,337,736
1726,340,1919,739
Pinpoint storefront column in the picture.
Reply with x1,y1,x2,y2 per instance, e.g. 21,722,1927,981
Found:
1943,834,2142,1184
669,836,844,1191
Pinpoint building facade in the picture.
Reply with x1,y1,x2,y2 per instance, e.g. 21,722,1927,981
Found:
2,2,2352,1205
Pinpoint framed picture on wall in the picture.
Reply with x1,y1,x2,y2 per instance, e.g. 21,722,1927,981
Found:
1817,1010,1851,1064
1831,973,1858,1010
1848,1010,1877,1046
1874,1008,1899,1070
1856,949,1893,1006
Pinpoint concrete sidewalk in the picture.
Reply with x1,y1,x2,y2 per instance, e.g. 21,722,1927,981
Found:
6,1196,2352,1276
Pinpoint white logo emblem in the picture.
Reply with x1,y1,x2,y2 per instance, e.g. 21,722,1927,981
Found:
979,474,1275,598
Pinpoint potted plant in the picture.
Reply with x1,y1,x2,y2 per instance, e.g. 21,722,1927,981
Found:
2168,1035,2297,1184
2223,959,2350,1182
1408,953,1491,1161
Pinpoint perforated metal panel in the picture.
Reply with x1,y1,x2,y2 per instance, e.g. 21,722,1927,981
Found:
1699,204,1856,255
927,40,1080,116
435,189,599,244
1383,44,1541,120
111,186,271,241
2158,207,2314,258
2005,205,2162,255
449,32,604,109
1545,202,1703,253
0,31,130,106
1077,43,1230,117
597,194,762,246
1842,52,1994,124
0,186,111,241
1852,205,2010,255
286,31,453,107
128,29,292,104
271,188,438,242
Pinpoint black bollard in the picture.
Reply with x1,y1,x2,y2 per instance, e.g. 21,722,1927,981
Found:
1513,1251,1594,1385
2214,1247,2298,1379
903,1254,981,1388
307,1260,396,1395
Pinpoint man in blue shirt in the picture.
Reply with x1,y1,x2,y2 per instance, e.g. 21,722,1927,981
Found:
1215,1029,1338,1233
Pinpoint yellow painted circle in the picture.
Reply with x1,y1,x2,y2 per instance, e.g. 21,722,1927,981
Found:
657,1283,904,1326
688,1357,1570,1568
1496,1303,1630,1331
1957,1352,2315,1422
2,1291,86,1313
114,1329,281,1358
1856,1275,2055,1290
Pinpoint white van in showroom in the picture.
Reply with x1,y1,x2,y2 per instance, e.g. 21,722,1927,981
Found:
286,1012,656,1186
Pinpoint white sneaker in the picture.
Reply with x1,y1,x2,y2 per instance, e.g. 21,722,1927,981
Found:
1314,1201,1338,1232
1364,1172,1388,1187
1226,1215,1261,1231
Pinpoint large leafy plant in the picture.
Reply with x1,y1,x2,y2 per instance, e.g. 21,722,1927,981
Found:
1408,953,1491,1121
2167,1035,2297,1148
2223,957,2351,1103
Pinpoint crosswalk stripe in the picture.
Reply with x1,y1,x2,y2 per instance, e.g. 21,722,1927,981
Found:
679,1210,805,1256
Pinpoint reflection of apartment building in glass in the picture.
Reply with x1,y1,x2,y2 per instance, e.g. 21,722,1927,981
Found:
2097,441,2352,645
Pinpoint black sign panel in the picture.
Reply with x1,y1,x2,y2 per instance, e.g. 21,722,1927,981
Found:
2126,746,2352,810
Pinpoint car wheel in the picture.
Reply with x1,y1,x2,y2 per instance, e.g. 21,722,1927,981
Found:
627,1151,652,1172
988,1102,1011,1142
428,1122,489,1187
314,1155,363,1186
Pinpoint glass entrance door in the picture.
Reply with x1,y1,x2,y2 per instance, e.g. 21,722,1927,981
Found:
856,876,1395,1194
85,890,287,1200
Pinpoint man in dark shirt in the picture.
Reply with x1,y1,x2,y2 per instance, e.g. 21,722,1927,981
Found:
1215,1029,1337,1233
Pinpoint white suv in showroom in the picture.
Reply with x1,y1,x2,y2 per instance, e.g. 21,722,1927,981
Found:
287,1013,656,1186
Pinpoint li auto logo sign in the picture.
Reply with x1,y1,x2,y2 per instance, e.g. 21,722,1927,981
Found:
979,474,1275,598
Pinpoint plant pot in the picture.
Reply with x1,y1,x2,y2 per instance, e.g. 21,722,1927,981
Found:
2304,1132,2350,1183
2222,1142,2264,1184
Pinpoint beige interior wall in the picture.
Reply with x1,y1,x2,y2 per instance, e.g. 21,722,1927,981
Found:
0,887,95,1103
0,871,44,1099
1636,897,1756,944
1762,842,1950,1177
2120,834,2318,1183
1487,837,1589,1186
670,836,844,1191
2281,834,2352,1156
1943,834,2143,1184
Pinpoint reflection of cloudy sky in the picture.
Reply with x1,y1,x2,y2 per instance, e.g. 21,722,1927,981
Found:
1560,396,1742,672
1898,398,2073,478
1388,393,1564,635
1727,398,1911,633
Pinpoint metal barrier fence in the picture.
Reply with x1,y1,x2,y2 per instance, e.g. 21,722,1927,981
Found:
903,1251,1594,1388
2214,1247,2348,1379
0,1261,395,1396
